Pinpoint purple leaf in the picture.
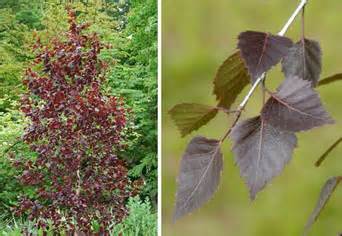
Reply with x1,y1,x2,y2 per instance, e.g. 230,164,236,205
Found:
262,76,334,132
213,51,250,109
304,176,341,236
173,136,223,220
230,116,297,200
238,31,293,81
169,103,218,137
318,73,342,87
282,38,322,86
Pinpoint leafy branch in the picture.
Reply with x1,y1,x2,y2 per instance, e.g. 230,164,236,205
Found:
170,0,340,228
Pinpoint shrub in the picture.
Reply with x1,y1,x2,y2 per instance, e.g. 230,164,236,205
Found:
111,196,157,236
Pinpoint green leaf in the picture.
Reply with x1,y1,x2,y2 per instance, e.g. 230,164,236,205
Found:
169,103,218,137
213,51,250,109
318,73,342,87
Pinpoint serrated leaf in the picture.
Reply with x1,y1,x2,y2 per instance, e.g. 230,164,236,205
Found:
173,136,223,220
230,116,297,200
304,176,341,236
262,76,334,132
282,38,322,86
318,73,342,87
213,51,250,109
238,31,293,82
169,103,218,137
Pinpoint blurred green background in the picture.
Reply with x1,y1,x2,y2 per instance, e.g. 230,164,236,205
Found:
162,0,342,235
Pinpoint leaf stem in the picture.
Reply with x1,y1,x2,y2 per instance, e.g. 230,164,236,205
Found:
216,107,240,114
219,0,308,144
301,5,305,40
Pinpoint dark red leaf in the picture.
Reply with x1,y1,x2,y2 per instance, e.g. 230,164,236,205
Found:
230,116,297,200
262,76,334,132
213,51,250,109
281,38,322,86
173,136,223,220
238,31,293,81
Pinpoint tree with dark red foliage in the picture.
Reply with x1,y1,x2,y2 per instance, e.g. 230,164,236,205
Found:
15,10,139,233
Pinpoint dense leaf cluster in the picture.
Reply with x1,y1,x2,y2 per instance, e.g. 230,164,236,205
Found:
14,11,139,233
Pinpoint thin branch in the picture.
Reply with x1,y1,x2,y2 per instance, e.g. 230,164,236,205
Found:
238,74,265,110
315,137,342,167
220,111,242,143
278,0,308,36
261,76,266,106
219,0,308,144
301,6,306,79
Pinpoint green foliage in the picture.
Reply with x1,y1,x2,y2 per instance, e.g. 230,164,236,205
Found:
15,9,43,30
107,0,157,204
111,196,157,236
0,8,35,107
0,219,42,236
39,0,118,42
0,99,36,220
0,99,24,153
